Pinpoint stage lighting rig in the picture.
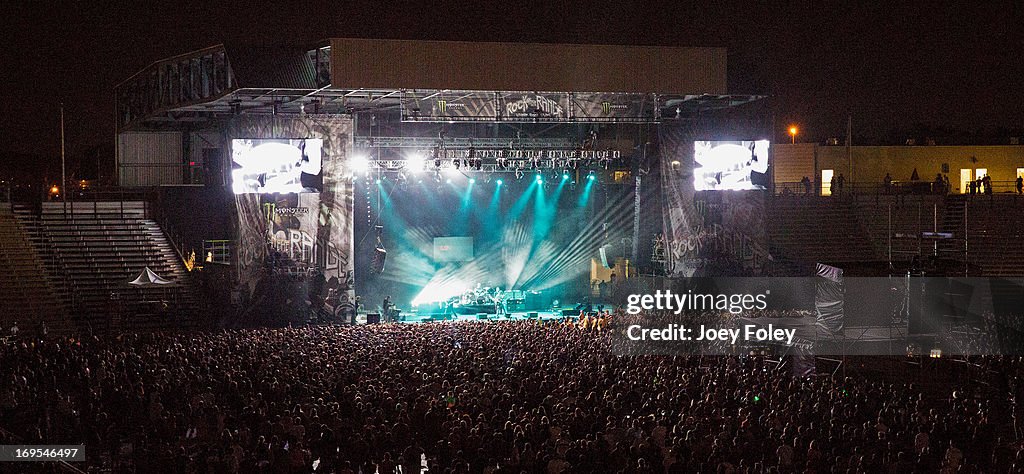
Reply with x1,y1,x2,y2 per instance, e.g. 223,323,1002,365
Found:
407,152,425,172
351,155,370,174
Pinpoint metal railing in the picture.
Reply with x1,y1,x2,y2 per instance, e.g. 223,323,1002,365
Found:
773,180,1022,196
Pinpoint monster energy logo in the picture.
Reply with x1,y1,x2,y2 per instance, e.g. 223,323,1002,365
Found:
436,100,466,116
600,100,628,115
263,202,308,220
263,202,276,222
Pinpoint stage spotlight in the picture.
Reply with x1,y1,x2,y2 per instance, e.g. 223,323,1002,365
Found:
407,153,425,172
562,171,570,180
446,178,452,184
469,178,476,184
496,179,503,185
453,159,461,169
375,178,381,184
351,155,370,174
587,171,596,181
535,174,543,183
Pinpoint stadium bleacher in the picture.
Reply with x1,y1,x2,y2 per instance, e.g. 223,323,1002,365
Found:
12,201,197,332
768,193,1024,276
766,195,874,265
0,206,70,334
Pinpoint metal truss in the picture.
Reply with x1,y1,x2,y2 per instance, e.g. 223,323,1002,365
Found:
354,136,576,149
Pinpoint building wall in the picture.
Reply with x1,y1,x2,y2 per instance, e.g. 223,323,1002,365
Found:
816,145,1024,192
329,38,727,94
772,143,817,187
117,131,185,187
773,144,1024,194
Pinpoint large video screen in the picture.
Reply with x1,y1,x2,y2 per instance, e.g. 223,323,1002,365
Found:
433,237,474,262
231,138,323,194
693,140,770,191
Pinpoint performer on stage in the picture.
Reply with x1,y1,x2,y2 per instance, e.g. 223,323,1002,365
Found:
382,295,396,322
493,287,506,315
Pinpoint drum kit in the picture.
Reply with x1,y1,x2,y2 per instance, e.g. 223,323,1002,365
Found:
447,285,504,308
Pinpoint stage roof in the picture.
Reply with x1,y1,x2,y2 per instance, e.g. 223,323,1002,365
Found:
115,39,762,130
327,38,726,95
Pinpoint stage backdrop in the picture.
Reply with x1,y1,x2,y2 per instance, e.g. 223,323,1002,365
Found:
658,123,772,276
229,115,355,322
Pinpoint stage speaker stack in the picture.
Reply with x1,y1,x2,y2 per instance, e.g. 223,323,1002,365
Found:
477,313,488,320
366,313,381,324
528,312,539,319
562,309,579,317
371,225,387,274
506,299,525,312
525,291,544,310
371,247,387,274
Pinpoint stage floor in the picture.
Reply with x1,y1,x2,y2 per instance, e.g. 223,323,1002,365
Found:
353,311,567,324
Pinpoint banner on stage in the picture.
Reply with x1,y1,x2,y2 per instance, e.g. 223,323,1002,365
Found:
229,115,356,319
401,90,658,122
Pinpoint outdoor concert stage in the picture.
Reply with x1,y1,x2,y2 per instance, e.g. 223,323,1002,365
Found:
114,39,770,325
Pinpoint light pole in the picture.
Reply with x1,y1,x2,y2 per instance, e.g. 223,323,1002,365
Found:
788,126,798,144
61,103,67,213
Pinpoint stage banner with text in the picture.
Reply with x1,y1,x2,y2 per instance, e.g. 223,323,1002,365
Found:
229,115,355,322
401,90,658,122
658,123,771,277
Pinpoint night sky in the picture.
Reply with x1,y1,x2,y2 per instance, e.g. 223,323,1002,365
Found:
3,1,1022,181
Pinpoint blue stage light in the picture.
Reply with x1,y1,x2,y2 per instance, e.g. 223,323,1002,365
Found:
496,179,503,185
469,178,476,184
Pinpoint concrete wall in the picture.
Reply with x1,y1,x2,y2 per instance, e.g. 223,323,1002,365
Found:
773,144,1024,194
817,145,1024,192
772,143,816,185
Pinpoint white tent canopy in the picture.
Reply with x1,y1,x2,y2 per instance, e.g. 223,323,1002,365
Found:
129,267,174,286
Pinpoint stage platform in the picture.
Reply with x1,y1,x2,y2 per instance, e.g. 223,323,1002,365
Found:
351,310,569,325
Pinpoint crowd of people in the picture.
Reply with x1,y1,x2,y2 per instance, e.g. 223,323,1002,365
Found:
2,318,1024,473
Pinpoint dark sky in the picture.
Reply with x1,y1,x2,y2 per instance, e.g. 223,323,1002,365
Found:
3,1,1022,173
